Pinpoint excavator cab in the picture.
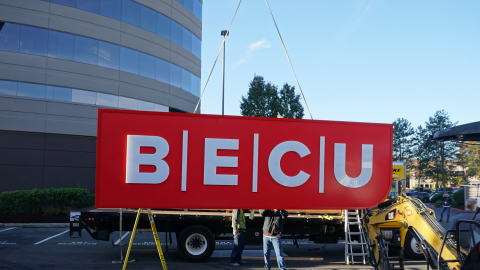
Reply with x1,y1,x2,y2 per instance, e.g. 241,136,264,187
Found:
437,213,480,270
460,222,480,269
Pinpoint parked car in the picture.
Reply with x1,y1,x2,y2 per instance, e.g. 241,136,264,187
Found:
414,187,424,193
434,187,454,193
405,191,415,197
429,192,439,201
414,192,430,203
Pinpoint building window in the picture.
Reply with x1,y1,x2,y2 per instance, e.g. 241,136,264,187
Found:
0,80,170,112
41,0,202,58
0,23,201,96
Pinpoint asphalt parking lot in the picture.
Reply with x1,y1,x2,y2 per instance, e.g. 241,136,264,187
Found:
0,206,465,270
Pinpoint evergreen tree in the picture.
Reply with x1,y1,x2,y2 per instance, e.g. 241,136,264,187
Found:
457,142,480,183
424,110,459,188
240,75,304,119
393,118,414,161
411,125,434,187
240,75,279,118
278,83,304,119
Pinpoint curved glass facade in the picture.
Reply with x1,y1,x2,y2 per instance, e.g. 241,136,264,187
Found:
0,23,201,97
175,0,202,21
0,80,169,112
42,0,201,58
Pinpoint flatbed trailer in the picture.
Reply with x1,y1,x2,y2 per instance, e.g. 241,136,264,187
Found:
70,208,345,262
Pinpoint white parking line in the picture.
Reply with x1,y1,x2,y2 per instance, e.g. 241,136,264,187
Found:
114,231,131,245
34,230,69,245
0,227,16,233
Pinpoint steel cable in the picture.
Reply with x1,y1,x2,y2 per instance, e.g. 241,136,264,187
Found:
193,0,243,114
264,0,313,120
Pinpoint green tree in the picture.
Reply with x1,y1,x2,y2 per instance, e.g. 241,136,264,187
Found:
240,75,304,119
393,118,414,161
424,110,459,188
411,125,434,187
457,142,480,183
278,83,304,119
240,75,279,118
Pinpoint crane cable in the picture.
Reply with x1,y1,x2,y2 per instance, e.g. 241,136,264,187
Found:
264,0,313,120
193,0,243,114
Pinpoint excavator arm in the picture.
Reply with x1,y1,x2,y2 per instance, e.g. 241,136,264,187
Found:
363,195,468,270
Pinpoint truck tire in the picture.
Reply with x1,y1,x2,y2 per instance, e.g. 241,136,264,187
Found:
177,225,215,262
404,231,424,260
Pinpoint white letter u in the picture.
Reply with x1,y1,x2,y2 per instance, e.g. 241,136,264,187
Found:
334,144,373,188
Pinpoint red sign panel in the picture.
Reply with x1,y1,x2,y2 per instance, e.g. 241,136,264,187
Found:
96,109,393,209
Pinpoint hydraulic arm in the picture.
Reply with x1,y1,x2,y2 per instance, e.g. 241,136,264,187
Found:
363,196,466,270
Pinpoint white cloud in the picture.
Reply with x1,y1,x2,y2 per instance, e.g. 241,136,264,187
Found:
247,39,272,53
235,39,272,66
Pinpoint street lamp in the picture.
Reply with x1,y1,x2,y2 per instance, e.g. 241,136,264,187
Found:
220,30,229,116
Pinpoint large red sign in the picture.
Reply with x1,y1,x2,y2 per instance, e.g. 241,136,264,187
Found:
96,110,393,209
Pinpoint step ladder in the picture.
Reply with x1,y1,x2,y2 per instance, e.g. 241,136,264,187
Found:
344,210,368,265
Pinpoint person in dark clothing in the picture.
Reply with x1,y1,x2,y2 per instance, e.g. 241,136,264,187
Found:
260,209,288,270
450,198,480,249
439,193,453,222
230,209,250,267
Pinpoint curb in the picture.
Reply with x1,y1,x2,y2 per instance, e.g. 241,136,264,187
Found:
427,204,465,212
0,223,69,228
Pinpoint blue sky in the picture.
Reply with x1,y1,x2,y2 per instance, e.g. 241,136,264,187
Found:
199,0,479,129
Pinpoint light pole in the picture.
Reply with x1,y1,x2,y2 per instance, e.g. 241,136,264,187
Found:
441,142,446,189
220,30,229,115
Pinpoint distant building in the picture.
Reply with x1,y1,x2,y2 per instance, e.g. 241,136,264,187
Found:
407,163,480,189
0,0,202,192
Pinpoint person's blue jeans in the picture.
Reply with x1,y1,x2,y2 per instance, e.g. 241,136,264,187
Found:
230,231,245,263
440,206,451,220
263,235,286,270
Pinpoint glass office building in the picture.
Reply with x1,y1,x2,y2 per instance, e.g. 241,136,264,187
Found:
0,0,202,192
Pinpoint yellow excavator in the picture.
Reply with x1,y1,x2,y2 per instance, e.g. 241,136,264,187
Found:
362,121,480,270
363,192,480,270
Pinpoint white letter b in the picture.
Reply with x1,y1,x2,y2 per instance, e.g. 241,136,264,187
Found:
126,135,169,184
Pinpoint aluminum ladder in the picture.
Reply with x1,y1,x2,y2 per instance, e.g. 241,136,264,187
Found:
344,210,368,265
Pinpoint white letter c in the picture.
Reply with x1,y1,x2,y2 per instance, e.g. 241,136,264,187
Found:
268,141,311,187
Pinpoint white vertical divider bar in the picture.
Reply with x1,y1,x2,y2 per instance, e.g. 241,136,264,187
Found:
181,130,188,191
319,136,325,193
252,133,259,192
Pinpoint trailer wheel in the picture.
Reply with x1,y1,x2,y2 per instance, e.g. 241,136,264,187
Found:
404,231,424,260
178,225,215,262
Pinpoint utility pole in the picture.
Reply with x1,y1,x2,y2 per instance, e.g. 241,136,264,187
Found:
220,30,229,116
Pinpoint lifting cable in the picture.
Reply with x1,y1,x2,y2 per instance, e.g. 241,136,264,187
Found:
194,0,313,120
264,0,313,120
193,0,243,114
